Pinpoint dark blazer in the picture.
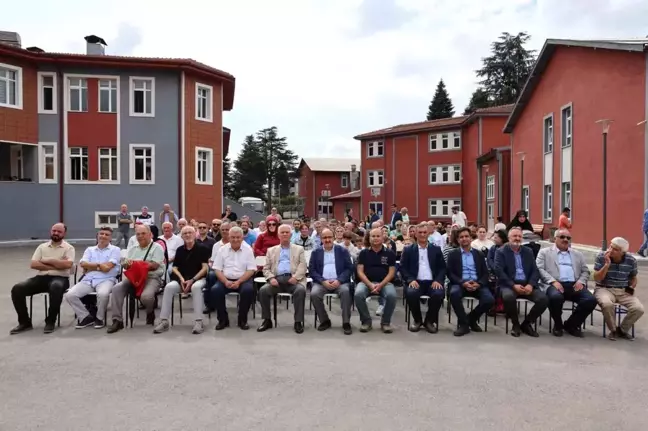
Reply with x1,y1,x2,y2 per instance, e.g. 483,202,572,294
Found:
487,246,500,270
369,214,380,225
494,244,540,289
446,248,489,287
399,243,446,285
308,244,354,285
389,211,403,229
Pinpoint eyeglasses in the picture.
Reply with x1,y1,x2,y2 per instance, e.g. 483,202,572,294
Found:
321,236,334,239
558,235,572,240
199,226,208,229
267,223,277,226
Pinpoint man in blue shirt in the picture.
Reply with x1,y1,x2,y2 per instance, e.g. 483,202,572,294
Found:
241,220,258,246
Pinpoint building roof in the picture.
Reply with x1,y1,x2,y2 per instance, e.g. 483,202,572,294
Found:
329,190,361,200
300,158,361,172
353,104,514,140
503,38,648,133
0,38,236,110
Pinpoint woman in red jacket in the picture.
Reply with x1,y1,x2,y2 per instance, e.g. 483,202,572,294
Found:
253,215,280,256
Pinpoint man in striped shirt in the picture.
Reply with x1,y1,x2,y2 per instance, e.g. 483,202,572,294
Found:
593,237,644,340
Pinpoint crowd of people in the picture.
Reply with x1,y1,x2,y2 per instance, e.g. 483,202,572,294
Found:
7,203,644,341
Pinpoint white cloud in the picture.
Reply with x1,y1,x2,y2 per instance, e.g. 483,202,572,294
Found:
5,0,648,160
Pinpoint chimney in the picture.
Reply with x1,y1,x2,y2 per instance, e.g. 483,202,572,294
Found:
350,164,357,191
84,35,107,55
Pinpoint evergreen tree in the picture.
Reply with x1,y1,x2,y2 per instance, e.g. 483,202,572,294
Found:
222,156,234,198
463,87,492,115
426,79,455,120
476,31,536,106
231,135,267,200
255,127,298,210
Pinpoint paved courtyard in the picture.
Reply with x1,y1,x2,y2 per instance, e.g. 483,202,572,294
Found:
1,246,648,431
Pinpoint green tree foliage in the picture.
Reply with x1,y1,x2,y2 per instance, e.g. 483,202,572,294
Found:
426,79,455,120
222,156,234,198
463,87,491,115
231,135,267,200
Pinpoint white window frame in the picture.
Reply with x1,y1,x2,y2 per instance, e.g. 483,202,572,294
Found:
367,141,384,158
367,170,384,187
195,146,213,185
37,72,57,114
429,130,461,151
129,76,155,117
522,186,530,219
543,184,552,221
543,114,554,154
561,105,572,148
68,77,88,112
68,147,89,181
129,144,155,184
38,142,57,183
486,175,495,200
0,62,23,109
94,211,154,229
368,201,383,217
98,79,118,113
429,164,462,185
428,198,462,218
341,173,349,188
195,83,213,122
561,181,572,212
98,148,118,181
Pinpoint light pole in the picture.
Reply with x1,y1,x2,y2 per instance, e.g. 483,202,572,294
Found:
596,119,613,250
516,152,526,213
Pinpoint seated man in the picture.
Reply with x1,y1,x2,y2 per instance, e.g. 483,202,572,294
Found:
64,226,121,329
447,227,495,336
400,223,446,333
257,224,308,334
10,223,75,335
154,226,210,334
309,228,354,335
211,226,256,330
494,227,548,338
537,229,596,337
241,220,258,246
593,237,644,340
107,225,166,334
354,228,398,333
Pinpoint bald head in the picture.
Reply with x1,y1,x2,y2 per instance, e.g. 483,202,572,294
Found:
50,223,66,242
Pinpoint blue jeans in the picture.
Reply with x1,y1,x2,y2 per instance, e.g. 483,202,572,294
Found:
405,280,445,324
638,231,648,254
210,279,254,324
449,284,495,328
354,282,397,325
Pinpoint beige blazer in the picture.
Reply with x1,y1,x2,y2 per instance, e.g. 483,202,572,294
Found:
536,246,590,291
263,243,307,283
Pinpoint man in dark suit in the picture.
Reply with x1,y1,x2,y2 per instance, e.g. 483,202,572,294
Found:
400,223,446,333
389,204,403,230
369,208,380,225
447,227,495,336
309,229,354,335
495,227,548,337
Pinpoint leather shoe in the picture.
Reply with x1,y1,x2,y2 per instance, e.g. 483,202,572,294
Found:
317,320,332,331
238,321,250,330
294,322,304,334
566,327,584,338
453,325,470,337
510,324,521,337
215,321,230,331
552,327,564,337
469,321,483,333
424,321,438,334
256,319,273,332
521,322,539,337
342,323,352,335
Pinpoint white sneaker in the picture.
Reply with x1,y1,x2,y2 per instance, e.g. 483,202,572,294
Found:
376,305,384,316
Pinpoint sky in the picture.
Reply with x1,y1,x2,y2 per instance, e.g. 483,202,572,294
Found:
4,0,648,161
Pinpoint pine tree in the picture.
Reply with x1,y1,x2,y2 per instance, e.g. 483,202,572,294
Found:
463,87,492,115
255,127,298,210
231,135,267,200
222,156,234,198
426,79,455,120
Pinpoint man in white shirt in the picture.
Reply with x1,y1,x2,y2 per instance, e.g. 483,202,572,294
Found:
64,226,121,329
161,222,183,262
211,226,257,330
451,206,467,228
426,220,445,248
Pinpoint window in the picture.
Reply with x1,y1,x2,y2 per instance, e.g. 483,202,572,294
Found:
543,184,552,220
367,141,384,158
130,77,155,116
453,132,461,148
9,145,23,178
429,165,461,184
522,186,530,218
561,181,571,209
486,175,495,200
341,173,349,188
69,147,88,181
195,83,213,121
38,72,56,114
367,170,384,187
543,115,553,153
429,199,462,217
318,197,333,217
562,106,572,148
99,148,118,181
195,147,213,185
68,78,88,112
95,211,155,229
129,144,155,184
98,79,117,113
369,202,383,217
429,131,461,151
0,63,21,109
38,142,57,183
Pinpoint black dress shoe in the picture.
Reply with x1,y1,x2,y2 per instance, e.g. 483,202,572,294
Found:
238,321,250,330
453,325,470,337
424,321,438,334
469,321,483,333
294,322,304,334
565,327,584,338
510,325,521,337
146,312,155,325
43,322,56,334
215,321,230,330
342,323,352,335
10,323,33,335
317,320,332,331
106,320,124,334
257,319,273,332
552,327,564,337
520,322,539,337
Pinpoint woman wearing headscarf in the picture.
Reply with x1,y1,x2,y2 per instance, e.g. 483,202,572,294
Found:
253,215,281,256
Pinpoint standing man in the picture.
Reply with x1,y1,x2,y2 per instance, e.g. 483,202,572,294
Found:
196,221,216,250
211,226,257,330
221,205,238,222
159,204,178,230
368,208,379,226
10,223,75,334
451,206,467,228
64,226,121,329
401,223,446,333
537,229,595,337
558,207,572,230
209,219,222,242
115,204,132,248
354,228,398,333
495,227,548,338
637,207,648,257
309,229,354,334
241,220,258,246
257,224,308,334
447,227,495,336
136,206,153,226
389,204,402,230
310,220,324,249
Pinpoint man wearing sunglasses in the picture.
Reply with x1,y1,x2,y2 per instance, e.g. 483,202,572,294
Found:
208,219,222,242
537,229,596,337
